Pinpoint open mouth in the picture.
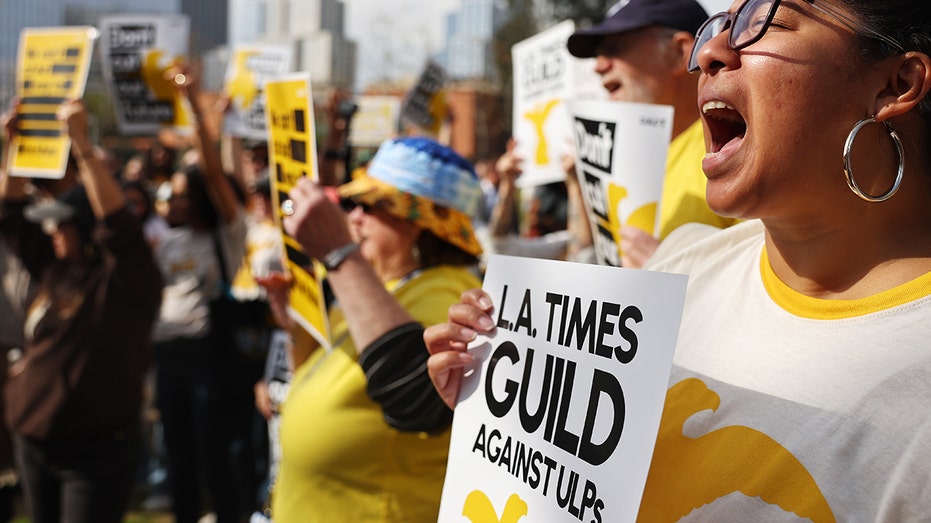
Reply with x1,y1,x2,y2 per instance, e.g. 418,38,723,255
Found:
702,100,746,154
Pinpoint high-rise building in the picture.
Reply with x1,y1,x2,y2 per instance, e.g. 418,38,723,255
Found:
230,0,356,89
441,0,505,81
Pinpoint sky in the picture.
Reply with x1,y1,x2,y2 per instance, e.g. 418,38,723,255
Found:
343,0,731,93
344,0,460,92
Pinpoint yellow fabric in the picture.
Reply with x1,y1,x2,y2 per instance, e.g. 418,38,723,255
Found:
760,246,931,319
272,265,482,523
658,120,740,240
339,174,483,256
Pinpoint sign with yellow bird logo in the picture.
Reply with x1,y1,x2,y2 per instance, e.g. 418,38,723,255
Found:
438,254,687,522
223,43,293,140
10,26,96,179
99,15,192,136
511,21,605,188
264,72,329,349
570,100,673,267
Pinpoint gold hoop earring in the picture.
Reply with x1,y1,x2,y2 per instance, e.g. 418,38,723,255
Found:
843,117,904,202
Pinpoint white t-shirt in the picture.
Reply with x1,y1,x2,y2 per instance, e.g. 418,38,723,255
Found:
153,210,247,342
642,220,931,521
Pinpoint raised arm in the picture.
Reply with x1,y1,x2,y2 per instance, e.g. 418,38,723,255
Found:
57,100,124,219
0,99,27,201
173,65,240,224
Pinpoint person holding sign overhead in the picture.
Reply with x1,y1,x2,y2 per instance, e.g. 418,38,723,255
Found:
428,0,931,518
567,0,740,267
0,99,163,523
149,65,248,523
264,137,483,522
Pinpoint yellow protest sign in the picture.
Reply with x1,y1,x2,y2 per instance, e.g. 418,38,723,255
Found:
10,26,96,179
264,72,329,348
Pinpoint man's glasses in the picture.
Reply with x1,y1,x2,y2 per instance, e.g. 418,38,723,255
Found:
688,0,905,73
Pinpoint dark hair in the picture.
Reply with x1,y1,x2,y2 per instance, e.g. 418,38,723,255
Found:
416,229,479,268
121,180,154,220
840,1,931,116
180,164,220,230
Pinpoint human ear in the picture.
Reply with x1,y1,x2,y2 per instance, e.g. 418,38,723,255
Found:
873,52,931,121
668,31,696,77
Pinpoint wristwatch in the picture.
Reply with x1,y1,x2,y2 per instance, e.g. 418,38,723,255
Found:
322,243,360,271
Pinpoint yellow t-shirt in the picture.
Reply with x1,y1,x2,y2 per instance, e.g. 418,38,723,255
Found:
272,265,482,523
658,120,740,239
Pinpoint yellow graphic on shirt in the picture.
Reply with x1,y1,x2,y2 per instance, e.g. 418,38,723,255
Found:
639,378,836,522
426,88,448,137
523,99,560,165
605,181,658,260
227,49,259,111
462,491,528,523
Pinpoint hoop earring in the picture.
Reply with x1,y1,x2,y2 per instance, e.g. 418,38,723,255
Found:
843,117,904,202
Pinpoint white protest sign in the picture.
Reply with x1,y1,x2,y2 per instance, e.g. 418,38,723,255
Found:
349,95,401,147
512,21,605,188
571,100,673,267
223,43,293,140
99,14,192,135
439,254,687,523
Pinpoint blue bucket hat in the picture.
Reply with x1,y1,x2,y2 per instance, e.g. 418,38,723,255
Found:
338,137,483,255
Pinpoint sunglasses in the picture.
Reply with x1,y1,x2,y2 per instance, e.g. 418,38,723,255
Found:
688,0,905,73
339,198,374,214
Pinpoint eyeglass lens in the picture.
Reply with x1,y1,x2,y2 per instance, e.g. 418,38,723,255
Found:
688,0,778,72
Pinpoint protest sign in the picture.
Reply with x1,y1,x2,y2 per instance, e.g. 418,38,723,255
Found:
9,26,96,179
349,95,401,147
571,100,673,267
99,14,192,135
401,59,448,138
264,72,329,348
438,254,687,522
511,21,605,188
223,43,293,140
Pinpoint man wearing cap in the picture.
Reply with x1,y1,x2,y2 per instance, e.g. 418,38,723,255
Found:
567,0,739,267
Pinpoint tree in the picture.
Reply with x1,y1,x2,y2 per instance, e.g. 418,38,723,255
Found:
490,0,614,144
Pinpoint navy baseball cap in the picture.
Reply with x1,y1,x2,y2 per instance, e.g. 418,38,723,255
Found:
567,0,710,58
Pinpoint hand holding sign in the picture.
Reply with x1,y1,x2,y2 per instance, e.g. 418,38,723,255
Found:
424,287,495,408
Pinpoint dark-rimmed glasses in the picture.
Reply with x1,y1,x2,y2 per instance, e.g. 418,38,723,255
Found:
688,0,905,73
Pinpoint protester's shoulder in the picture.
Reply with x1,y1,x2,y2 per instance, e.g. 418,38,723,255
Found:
645,220,765,274
412,264,482,293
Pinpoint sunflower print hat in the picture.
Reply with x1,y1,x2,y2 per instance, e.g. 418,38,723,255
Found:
338,136,483,256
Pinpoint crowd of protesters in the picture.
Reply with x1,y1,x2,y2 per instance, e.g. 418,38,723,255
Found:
2,0,931,521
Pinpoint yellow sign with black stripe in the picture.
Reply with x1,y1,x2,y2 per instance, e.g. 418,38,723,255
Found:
264,72,329,348
10,26,96,179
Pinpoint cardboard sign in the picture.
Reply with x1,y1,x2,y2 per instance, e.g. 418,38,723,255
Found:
511,21,605,188
401,59,448,138
349,95,401,147
571,100,673,267
264,72,329,348
9,26,96,179
438,254,687,522
99,14,192,135
223,43,293,140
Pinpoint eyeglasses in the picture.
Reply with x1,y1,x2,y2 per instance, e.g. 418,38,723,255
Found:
339,198,373,214
688,0,905,73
